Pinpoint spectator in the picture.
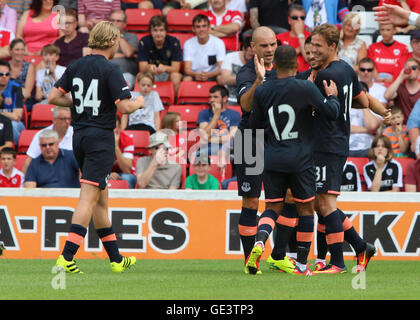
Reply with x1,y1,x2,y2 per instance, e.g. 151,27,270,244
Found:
367,23,409,82
0,59,24,145
405,29,420,65
0,0,17,34
160,111,187,164
348,0,380,11
77,0,121,33
137,15,183,94
136,131,182,189
35,44,66,103
378,0,420,34
382,106,410,157
21,106,73,173
121,72,164,134
249,0,290,34
206,0,243,52
218,36,253,105
363,135,403,192
0,113,13,150
404,139,420,192
6,0,31,19
109,9,138,90
184,154,220,190
0,25,14,59
384,58,420,123
340,161,362,192
296,0,349,29
276,4,311,72
197,85,240,161
111,115,137,189
209,0,247,15
16,0,60,56
24,129,80,188
0,147,24,187
183,14,226,82
357,57,387,104
8,38,35,104
53,9,89,67
338,12,367,68
407,98,420,154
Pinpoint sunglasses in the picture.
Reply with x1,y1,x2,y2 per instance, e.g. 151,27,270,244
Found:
407,65,418,71
57,117,71,121
359,67,374,73
290,16,306,20
0,72,10,77
40,142,56,148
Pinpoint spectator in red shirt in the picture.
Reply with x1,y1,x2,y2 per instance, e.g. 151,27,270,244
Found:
111,115,137,189
367,23,409,82
0,147,24,187
276,4,311,72
385,58,420,123
206,0,243,51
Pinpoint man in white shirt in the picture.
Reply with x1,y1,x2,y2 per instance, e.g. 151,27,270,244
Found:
183,14,226,81
21,107,73,174
357,57,387,104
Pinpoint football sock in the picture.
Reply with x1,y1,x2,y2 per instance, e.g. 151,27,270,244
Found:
96,227,122,263
238,207,258,261
316,213,328,260
272,202,298,260
255,209,278,245
62,224,87,261
296,215,314,265
338,209,366,255
324,210,345,268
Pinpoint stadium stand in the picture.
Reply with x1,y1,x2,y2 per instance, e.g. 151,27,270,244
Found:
122,130,151,156
125,8,162,32
167,104,207,129
15,154,27,171
108,179,130,189
168,32,195,50
167,9,206,32
17,129,39,154
30,104,55,129
177,81,217,104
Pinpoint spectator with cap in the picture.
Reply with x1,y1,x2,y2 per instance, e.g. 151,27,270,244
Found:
24,129,80,188
136,131,182,189
405,30,420,65
184,154,220,190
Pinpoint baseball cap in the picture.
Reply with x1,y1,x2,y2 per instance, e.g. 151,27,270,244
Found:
147,131,172,149
410,29,420,41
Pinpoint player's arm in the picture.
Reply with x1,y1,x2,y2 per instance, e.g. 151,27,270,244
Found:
48,87,73,108
116,96,145,115
309,80,340,120
239,55,265,112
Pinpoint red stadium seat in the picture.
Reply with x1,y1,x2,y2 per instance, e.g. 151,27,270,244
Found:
394,157,415,176
17,129,39,154
167,9,206,32
180,163,188,188
167,104,207,129
168,32,194,49
107,179,129,189
23,55,42,66
14,154,27,171
30,104,55,128
123,130,150,156
346,157,370,176
153,81,175,106
227,180,238,190
125,9,161,32
177,81,217,104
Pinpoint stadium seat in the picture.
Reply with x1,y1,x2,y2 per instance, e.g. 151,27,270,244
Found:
125,8,161,32
180,163,188,188
167,104,207,129
153,81,175,106
168,32,194,49
23,55,42,66
14,154,27,171
17,129,39,154
22,104,29,128
347,157,370,175
167,9,206,32
227,180,238,190
30,104,55,128
357,11,379,35
177,81,217,104
394,157,415,176
357,34,373,48
108,179,129,189
123,130,151,156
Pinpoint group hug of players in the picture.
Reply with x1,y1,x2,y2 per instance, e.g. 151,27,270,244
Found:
235,23,391,276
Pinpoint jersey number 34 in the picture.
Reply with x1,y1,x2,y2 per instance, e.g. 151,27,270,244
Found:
73,77,102,116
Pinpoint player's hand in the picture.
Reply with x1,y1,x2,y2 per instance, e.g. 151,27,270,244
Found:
134,95,145,109
323,80,338,97
373,4,410,26
254,54,265,83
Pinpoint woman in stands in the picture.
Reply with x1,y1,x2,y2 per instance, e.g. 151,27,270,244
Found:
338,12,367,69
160,111,187,164
363,135,403,192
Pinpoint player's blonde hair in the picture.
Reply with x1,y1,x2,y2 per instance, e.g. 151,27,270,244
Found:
88,21,121,50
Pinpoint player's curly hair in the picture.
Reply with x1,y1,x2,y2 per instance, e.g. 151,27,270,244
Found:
88,21,121,50
311,23,340,48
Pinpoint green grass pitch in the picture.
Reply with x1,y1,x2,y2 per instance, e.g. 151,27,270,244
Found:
0,259,419,300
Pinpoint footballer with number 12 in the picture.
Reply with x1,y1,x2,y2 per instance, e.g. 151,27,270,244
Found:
48,21,145,274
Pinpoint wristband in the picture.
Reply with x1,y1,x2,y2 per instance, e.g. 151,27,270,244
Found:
297,33,305,39
409,12,419,26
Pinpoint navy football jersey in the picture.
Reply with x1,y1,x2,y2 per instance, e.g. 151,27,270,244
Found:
54,54,131,130
341,161,361,192
296,60,363,157
249,77,340,173
236,58,277,129
363,159,403,191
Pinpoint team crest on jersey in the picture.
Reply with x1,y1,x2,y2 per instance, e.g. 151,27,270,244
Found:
225,15,231,21
241,182,251,193
0,123,3,130
346,172,353,180
393,49,400,56
166,50,172,58
386,168,393,176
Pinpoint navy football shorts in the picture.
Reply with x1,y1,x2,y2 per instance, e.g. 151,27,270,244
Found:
313,152,347,195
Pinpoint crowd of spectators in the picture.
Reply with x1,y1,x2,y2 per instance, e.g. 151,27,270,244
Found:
0,0,419,192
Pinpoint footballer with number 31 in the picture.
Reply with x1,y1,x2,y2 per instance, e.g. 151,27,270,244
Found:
48,21,145,274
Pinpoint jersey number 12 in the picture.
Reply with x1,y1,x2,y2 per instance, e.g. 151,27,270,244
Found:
268,104,298,141
73,77,101,116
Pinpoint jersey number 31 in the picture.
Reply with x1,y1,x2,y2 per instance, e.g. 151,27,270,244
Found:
73,77,101,116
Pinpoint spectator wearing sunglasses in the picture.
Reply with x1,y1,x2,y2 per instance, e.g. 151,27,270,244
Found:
24,129,79,188
385,58,420,124
276,4,311,72
357,57,387,105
